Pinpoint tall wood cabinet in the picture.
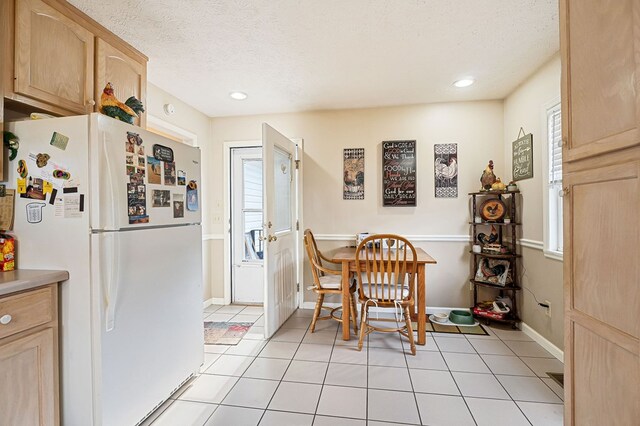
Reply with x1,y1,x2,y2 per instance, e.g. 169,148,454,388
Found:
560,0,640,424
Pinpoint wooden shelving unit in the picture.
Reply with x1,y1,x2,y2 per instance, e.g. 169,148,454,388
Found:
469,190,521,328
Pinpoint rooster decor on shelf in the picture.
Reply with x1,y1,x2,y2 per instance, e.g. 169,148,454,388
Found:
99,82,145,125
480,160,497,190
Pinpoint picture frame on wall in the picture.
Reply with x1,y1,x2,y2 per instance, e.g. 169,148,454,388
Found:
343,148,365,200
434,143,458,198
512,133,533,181
382,140,417,206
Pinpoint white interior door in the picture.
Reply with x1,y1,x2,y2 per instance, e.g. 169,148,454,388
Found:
263,124,299,337
231,147,264,304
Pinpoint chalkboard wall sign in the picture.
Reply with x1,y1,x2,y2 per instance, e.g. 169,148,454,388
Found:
382,140,417,206
512,133,533,181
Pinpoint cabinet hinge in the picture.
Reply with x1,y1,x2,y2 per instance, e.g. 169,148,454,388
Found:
296,220,299,231
296,283,300,292
295,159,300,170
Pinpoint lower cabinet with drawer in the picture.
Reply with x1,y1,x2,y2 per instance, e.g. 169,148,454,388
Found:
0,284,59,426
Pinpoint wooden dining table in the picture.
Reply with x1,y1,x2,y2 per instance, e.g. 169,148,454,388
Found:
331,246,437,345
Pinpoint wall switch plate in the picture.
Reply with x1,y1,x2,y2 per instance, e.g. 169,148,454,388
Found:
544,300,551,317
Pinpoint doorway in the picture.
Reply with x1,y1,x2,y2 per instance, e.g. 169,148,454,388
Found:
230,147,264,304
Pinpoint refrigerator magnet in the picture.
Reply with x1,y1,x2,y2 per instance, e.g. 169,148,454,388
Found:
177,170,186,186
173,194,184,218
50,132,69,151
186,180,198,211
153,144,173,162
17,160,28,179
17,178,27,194
164,162,176,186
26,202,45,224
152,190,171,208
147,156,161,184
36,153,50,168
20,177,45,200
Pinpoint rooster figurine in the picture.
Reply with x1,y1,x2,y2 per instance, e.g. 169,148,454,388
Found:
480,160,496,190
477,225,499,245
99,82,145,124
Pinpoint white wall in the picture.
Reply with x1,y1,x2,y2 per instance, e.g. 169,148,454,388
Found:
146,83,216,301
503,53,563,349
210,101,505,307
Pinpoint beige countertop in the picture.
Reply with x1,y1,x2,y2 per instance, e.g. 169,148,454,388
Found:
0,269,69,297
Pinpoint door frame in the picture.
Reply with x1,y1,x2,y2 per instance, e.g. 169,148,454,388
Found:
223,139,304,307
230,146,264,304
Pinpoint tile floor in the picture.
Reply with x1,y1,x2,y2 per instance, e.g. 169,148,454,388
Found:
143,305,564,425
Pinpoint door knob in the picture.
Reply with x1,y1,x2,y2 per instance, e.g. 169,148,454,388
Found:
268,235,278,242
0,314,12,325
86,99,96,106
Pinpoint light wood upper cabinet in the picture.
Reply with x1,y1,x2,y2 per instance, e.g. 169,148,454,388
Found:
95,38,147,127
14,0,95,114
560,0,640,162
2,0,147,125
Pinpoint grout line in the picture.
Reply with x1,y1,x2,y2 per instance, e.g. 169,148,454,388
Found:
462,331,533,425
311,317,340,425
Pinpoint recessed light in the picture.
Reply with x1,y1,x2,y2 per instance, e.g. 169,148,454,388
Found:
453,78,475,88
229,91,248,100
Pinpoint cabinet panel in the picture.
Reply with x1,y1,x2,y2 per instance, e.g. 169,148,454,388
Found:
15,0,94,114
568,162,639,338
561,0,640,161
572,324,639,425
0,286,54,340
95,38,147,127
0,327,57,426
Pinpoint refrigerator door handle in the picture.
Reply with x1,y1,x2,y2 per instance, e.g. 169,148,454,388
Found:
103,232,120,331
103,137,119,230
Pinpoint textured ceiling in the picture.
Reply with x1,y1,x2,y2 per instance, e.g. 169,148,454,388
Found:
68,0,559,117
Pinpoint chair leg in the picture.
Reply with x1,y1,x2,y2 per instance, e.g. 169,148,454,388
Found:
310,294,324,333
404,305,416,355
358,304,368,351
350,293,358,334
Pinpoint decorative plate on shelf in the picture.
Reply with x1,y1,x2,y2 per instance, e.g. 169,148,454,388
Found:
479,199,506,221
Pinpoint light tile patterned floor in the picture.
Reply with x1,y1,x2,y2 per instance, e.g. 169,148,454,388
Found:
144,306,564,425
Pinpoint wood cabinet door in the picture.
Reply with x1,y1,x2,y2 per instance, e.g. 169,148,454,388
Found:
0,328,58,426
14,0,95,114
560,0,640,162
95,38,147,127
563,161,640,425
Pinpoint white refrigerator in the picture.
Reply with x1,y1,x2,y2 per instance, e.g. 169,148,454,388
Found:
7,114,204,426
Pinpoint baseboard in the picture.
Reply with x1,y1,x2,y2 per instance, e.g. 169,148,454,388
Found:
301,302,468,315
203,297,226,308
520,322,564,362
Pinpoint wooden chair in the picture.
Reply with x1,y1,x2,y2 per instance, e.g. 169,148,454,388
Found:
356,234,417,355
304,229,358,334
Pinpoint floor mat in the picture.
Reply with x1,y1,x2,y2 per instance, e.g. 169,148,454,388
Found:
412,318,490,336
204,322,253,345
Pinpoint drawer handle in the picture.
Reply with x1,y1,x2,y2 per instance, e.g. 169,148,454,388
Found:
0,314,12,325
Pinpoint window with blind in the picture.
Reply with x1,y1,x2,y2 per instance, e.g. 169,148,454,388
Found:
546,103,563,255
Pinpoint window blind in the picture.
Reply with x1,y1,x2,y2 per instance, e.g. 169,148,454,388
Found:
548,105,562,184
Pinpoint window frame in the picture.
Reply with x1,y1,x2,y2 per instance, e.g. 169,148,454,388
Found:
542,98,563,261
